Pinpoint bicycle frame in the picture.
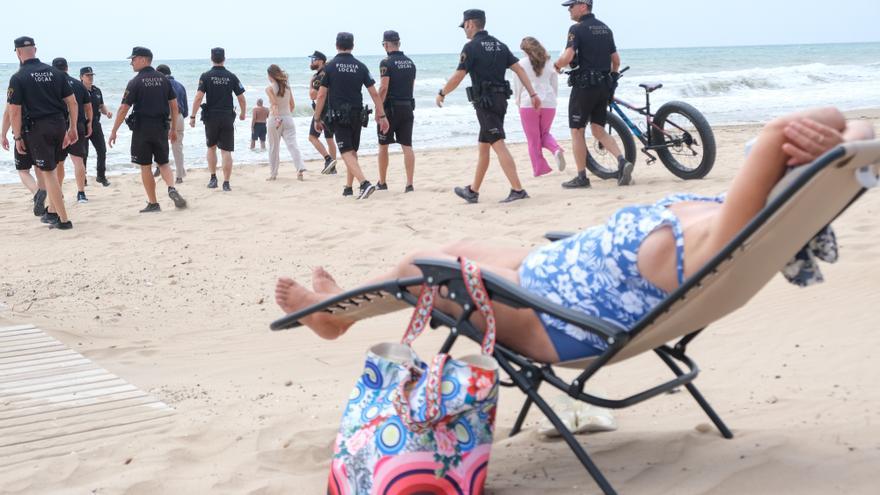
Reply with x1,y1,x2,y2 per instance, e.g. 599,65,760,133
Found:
609,94,696,163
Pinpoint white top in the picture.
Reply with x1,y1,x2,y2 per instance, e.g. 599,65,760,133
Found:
513,58,558,109
267,82,293,117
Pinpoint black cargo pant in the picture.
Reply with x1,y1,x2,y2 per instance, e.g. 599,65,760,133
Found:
83,123,107,179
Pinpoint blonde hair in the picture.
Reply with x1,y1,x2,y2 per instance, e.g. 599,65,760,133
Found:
520,37,550,77
267,64,290,98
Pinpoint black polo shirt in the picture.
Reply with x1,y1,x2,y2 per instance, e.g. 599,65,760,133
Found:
6,58,72,119
321,53,375,109
66,75,90,125
88,85,104,125
197,66,245,115
456,31,518,87
379,51,416,102
566,13,617,71
122,66,176,119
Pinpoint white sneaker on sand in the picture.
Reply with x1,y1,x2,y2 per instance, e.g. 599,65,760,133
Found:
554,149,567,172
538,394,618,437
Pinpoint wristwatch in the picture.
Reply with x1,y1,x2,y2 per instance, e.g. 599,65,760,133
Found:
13,136,22,141
438,89,446,97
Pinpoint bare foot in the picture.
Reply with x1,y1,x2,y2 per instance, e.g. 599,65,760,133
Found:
312,266,343,294
275,277,352,339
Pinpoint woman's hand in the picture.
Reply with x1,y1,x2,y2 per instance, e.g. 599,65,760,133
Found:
782,117,844,166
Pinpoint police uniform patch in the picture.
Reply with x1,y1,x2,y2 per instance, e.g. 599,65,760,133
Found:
568,33,575,43
380,66,388,77
460,52,467,64
6,87,13,101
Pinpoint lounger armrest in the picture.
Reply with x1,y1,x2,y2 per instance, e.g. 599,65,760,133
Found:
544,231,575,242
413,258,627,344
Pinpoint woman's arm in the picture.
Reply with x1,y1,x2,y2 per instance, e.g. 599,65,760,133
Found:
288,86,295,113
513,63,524,109
265,86,280,116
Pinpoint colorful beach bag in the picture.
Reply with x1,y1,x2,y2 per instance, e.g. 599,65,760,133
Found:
328,258,499,495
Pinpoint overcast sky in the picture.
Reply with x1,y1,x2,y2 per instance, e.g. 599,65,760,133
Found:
1,0,878,63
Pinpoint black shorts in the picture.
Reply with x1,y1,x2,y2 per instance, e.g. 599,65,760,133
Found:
331,122,362,154
474,95,508,144
131,124,169,166
569,86,610,128
377,103,414,147
309,117,334,139
252,122,267,142
27,116,66,171
204,115,235,151
14,137,34,170
61,123,88,159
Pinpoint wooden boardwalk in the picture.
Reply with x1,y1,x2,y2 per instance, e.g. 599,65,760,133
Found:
0,324,174,468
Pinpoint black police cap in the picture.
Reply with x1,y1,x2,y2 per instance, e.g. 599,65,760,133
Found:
13,36,35,51
383,30,400,43
336,32,354,46
459,9,486,28
80,66,94,76
156,64,171,76
127,46,153,59
561,0,592,6
309,50,327,62
51,57,68,71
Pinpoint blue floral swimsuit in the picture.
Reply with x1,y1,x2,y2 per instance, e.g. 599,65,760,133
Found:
519,193,724,362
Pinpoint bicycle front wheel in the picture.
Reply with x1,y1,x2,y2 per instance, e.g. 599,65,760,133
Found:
586,112,636,180
652,101,716,180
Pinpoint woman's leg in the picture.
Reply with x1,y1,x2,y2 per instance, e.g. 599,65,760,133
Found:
267,121,281,178
540,108,562,154
281,117,306,172
519,107,552,177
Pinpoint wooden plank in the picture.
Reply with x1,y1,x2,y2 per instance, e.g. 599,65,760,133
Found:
0,325,36,334
0,377,125,406
0,344,69,360
0,350,79,365
0,389,149,422
0,358,93,376
0,395,164,430
0,369,108,395
1,402,172,439
0,330,45,341
0,355,93,372
0,363,97,385
0,339,59,353
1,384,139,412
0,409,174,450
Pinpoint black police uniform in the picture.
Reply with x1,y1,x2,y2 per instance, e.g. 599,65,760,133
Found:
377,51,416,147
197,66,245,151
13,105,34,171
60,75,91,160
84,84,108,179
6,58,73,171
121,66,176,165
457,31,519,144
320,53,375,154
566,13,618,129
308,68,334,139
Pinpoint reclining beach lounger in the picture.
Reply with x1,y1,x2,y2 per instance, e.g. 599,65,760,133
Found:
271,140,880,495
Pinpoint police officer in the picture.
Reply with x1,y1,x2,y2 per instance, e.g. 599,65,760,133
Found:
436,9,541,204
189,47,246,192
375,30,417,193
156,64,188,184
555,0,633,188
80,66,113,187
313,32,389,200
2,103,47,216
307,51,337,174
6,36,77,229
108,46,187,213
52,57,93,204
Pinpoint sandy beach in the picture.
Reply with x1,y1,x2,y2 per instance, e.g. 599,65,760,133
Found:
1,110,879,494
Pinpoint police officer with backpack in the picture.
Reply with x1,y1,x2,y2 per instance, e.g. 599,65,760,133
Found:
555,0,633,189
435,9,542,204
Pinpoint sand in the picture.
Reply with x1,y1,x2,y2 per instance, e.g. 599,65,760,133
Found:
1,109,879,494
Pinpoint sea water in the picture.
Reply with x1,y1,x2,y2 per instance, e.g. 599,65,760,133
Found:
1,42,878,184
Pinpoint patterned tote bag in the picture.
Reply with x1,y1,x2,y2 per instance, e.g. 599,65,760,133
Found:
328,258,499,495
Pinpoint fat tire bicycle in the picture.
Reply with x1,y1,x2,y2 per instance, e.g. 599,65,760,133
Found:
586,66,717,180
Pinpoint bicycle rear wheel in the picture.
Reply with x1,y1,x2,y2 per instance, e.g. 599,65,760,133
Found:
651,101,716,180
586,112,637,180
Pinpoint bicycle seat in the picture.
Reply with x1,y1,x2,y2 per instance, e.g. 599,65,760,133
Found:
639,82,663,93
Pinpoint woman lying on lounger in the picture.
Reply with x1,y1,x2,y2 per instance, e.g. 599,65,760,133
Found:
275,107,875,364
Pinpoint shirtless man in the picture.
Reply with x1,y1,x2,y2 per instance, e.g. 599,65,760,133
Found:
251,98,269,150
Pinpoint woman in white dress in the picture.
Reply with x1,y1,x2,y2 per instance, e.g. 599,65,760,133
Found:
265,64,307,180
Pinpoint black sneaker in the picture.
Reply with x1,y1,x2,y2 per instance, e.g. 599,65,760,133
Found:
33,189,47,217
153,167,161,178
49,220,73,230
342,186,354,197
454,185,479,204
222,181,231,192
562,175,592,189
499,189,530,203
207,176,218,189
404,185,414,193
139,202,161,213
322,158,338,174
617,159,635,186
376,182,388,191
77,191,88,204
168,188,187,209
97,176,110,187
40,212,60,225
357,181,377,200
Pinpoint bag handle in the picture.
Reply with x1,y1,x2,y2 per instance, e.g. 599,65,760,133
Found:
392,353,448,433
459,258,497,356
400,284,438,347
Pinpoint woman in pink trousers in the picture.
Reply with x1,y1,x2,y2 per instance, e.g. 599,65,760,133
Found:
514,37,566,177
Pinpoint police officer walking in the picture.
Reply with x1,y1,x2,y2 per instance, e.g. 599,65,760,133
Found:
6,36,78,229
555,0,633,188
436,9,542,204
52,57,93,204
190,47,246,192
108,46,187,213
307,51,337,174
313,32,389,200
157,64,188,184
79,66,113,187
375,30,417,193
